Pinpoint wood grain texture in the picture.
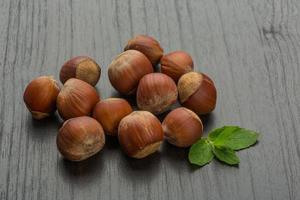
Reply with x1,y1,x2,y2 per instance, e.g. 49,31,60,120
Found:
1,0,300,199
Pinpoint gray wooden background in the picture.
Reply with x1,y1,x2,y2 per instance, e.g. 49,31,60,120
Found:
1,0,300,200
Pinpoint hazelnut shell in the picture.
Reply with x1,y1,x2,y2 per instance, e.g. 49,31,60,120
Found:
108,50,153,95
57,78,100,120
93,98,133,136
60,56,101,86
137,73,178,114
23,76,60,119
162,107,203,147
124,35,164,66
177,72,217,115
118,111,164,159
57,116,105,161
160,50,194,82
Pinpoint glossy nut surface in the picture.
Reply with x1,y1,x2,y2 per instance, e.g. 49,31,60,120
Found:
57,116,105,161
57,78,99,120
137,73,178,114
108,50,153,95
162,107,203,147
23,76,60,119
160,51,194,82
124,35,163,66
177,72,217,115
93,98,133,136
60,56,101,86
118,111,164,159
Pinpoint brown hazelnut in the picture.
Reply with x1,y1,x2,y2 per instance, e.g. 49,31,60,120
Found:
124,35,164,66
57,78,100,120
177,72,217,115
93,98,133,136
57,116,105,161
118,111,164,159
23,76,60,119
60,56,101,86
108,50,153,95
136,73,178,114
162,107,203,147
160,51,194,82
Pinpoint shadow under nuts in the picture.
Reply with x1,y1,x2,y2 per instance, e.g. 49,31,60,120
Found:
57,78,100,120
178,72,217,115
124,35,164,66
23,76,60,119
160,50,194,83
108,50,153,95
162,107,203,147
137,73,178,114
57,116,105,161
93,98,133,136
60,56,101,86
118,111,164,159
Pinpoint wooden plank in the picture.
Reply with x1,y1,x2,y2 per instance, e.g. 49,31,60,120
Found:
0,0,299,199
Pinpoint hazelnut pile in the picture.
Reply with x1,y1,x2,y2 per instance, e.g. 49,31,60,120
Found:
23,35,217,161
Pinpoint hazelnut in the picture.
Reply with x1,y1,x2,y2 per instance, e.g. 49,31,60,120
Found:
57,116,105,161
93,98,133,136
118,111,164,159
124,35,163,66
57,78,99,120
162,107,203,147
160,51,194,82
23,76,60,119
60,56,101,86
177,72,217,115
108,50,153,95
136,73,178,114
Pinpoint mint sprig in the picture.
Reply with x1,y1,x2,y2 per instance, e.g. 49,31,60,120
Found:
189,139,214,166
212,146,240,165
188,126,259,166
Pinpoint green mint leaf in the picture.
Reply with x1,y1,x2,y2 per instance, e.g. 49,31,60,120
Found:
212,145,240,165
208,126,239,141
189,139,214,166
207,127,226,141
212,127,259,150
